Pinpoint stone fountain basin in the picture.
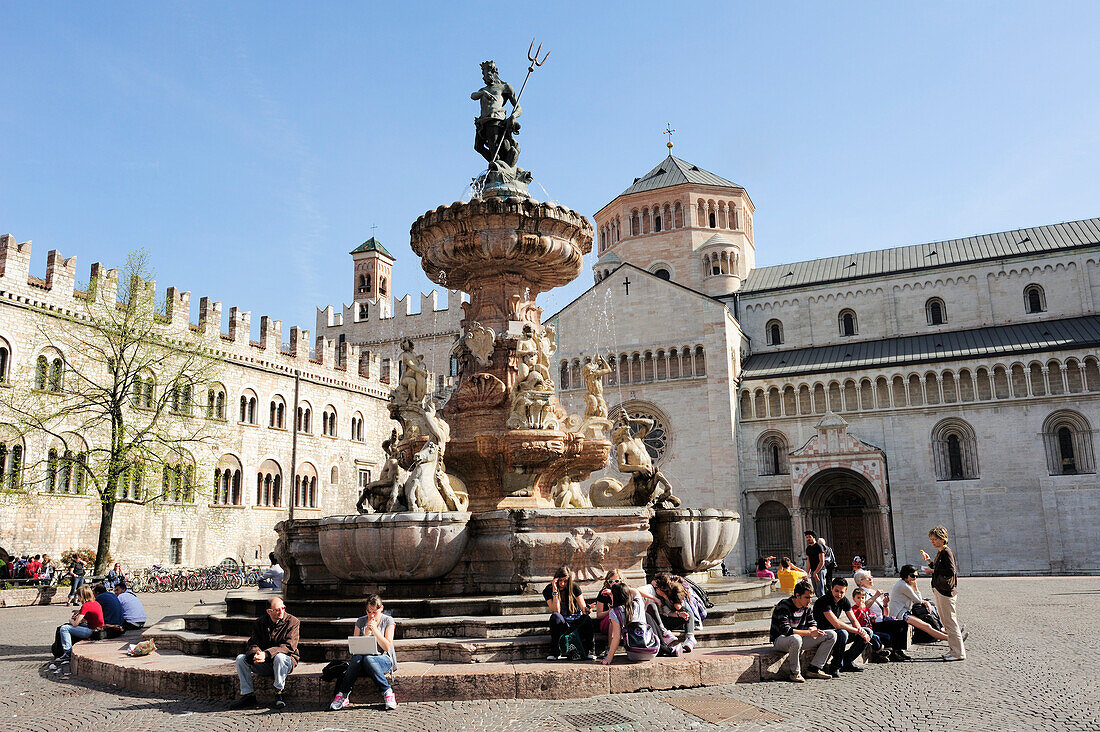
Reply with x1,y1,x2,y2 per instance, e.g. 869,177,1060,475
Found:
317,513,471,581
651,508,741,574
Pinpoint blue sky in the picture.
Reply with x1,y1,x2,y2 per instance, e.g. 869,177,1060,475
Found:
2,2,1099,336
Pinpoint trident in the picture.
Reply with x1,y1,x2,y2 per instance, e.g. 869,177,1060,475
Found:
489,40,550,165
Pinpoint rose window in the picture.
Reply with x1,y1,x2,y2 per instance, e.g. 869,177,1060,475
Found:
614,407,669,463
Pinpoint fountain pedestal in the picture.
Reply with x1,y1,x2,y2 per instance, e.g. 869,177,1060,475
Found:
411,196,611,510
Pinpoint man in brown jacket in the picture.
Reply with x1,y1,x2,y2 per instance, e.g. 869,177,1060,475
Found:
230,597,300,709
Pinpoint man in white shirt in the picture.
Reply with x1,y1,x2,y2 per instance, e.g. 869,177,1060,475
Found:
258,553,284,591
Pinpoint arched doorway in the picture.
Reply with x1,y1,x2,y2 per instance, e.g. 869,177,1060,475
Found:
800,468,885,572
754,501,793,562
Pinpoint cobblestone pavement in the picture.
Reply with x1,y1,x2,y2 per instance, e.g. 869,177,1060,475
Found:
1,577,1099,731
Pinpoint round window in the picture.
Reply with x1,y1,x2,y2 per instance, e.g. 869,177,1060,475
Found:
613,407,669,463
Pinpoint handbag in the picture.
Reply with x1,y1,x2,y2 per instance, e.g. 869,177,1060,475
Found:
321,660,349,682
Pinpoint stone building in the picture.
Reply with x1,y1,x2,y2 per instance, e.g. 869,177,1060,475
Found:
0,234,392,568
559,153,1100,576
320,153,1100,576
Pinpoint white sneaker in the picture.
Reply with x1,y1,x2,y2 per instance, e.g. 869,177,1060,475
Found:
383,689,397,710
546,654,558,661
941,653,965,662
329,693,348,711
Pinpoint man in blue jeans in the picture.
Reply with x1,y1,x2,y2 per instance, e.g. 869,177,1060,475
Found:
813,576,869,677
804,531,826,597
230,597,299,710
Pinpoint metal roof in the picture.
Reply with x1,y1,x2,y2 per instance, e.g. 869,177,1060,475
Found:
741,314,1100,380
350,237,395,259
741,217,1100,294
618,155,742,197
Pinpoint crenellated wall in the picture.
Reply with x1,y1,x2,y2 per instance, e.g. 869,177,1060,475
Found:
0,234,395,568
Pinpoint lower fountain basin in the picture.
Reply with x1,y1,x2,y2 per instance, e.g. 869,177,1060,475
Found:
651,508,741,574
317,512,471,581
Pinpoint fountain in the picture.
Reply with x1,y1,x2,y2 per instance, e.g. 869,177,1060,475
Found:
271,51,741,623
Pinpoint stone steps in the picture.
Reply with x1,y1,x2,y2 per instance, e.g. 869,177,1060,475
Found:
188,598,775,640
222,579,775,620
146,618,772,664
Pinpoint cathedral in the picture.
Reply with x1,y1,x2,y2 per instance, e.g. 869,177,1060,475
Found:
338,152,1100,577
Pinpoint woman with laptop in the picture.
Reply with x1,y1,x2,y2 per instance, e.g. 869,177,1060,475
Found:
329,593,397,711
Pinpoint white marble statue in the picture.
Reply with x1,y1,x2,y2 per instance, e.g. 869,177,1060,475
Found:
590,409,681,508
583,354,612,419
551,473,592,508
356,429,406,513
393,337,429,406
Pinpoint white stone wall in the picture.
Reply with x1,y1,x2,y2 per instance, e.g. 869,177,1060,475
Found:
549,267,744,512
737,350,1100,575
0,236,394,567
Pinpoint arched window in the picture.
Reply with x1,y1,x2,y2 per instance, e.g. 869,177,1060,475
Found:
1042,410,1095,475
0,338,10,383
926,298,946,325
0,434,24,491
766,319,783,346
361,273,372,294
838,309,857,337
297,403,312,433
213,455,243,505
35,355,48,390
269,396,286,428
256,459,283,506
295,463,319,508
351,412,364,441
931,418,979,480
757,431,789,476
709,211,716,228
1024,284,1046,314
161,456,195,503
653,268,670,280
120,461,144,501
323,406,338,437
654,214,662,232
239,390,257,424
379,277,388,296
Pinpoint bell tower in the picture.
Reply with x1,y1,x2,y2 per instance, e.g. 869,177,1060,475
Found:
350,237,395,318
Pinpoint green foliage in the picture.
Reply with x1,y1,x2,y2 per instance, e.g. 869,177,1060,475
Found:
0,582,12,591
60,547,110,567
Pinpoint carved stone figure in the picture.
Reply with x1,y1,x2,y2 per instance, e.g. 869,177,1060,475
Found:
590,409,681,509
356,429,405,513
393,338,429,406
463,323,496,368
471,60,530,193
506,377,558,431
534,323,556,389
515,324,540,389
551,473,592,509
564,527,609,581
583,354,612,419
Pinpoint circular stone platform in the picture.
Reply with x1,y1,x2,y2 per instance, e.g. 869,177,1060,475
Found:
71,636,765,704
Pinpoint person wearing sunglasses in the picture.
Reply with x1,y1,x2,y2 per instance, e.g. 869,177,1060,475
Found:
889,564,950,644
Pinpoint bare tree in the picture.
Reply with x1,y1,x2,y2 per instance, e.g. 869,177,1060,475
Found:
1,250,227,574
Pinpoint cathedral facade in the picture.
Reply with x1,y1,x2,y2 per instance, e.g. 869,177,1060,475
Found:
555,154,1100,576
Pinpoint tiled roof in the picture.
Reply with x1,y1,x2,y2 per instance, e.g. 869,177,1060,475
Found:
741,314,1100,380
618,155,742,197
741,217,1100,294
350,237,395,259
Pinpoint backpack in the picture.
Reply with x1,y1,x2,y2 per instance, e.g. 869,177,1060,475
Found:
821,541,838,571
623,620,659,661
558,628,586,660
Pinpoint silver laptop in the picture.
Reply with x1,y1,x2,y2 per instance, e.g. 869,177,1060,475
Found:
348,635,379,655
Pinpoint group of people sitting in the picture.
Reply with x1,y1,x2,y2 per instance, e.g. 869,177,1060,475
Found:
768,525,968,682
47,580,147,671
543,567,707,664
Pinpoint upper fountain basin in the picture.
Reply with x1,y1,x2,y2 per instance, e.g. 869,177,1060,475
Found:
410,197,593,293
